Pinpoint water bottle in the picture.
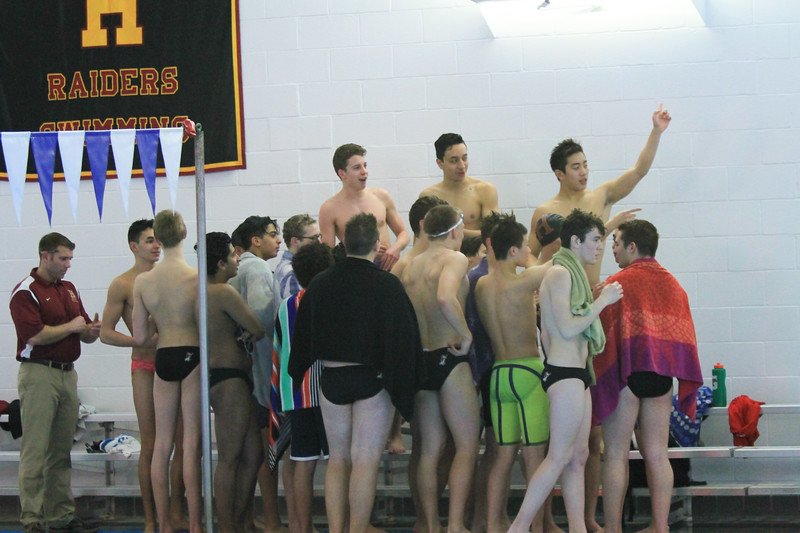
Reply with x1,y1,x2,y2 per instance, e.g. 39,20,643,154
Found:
712,363,727,407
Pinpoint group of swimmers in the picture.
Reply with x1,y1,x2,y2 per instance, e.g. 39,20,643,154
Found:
91,103,685,533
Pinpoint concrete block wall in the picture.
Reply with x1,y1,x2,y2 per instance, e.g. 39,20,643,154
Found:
0,0,798,411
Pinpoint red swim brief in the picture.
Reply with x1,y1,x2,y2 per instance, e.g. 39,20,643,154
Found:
131,359,156,374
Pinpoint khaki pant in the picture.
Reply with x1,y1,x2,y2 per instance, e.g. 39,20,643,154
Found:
18,363,79,527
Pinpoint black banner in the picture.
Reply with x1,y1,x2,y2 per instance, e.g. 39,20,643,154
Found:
0,0,245,179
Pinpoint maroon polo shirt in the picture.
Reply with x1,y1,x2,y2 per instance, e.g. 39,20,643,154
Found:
9,268,90,363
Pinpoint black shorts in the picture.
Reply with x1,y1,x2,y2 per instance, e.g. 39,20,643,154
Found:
479,368,493,428
627,371,673,399
289,407,329,461
419,348,468,391
209,367,254,392
156,346,200,382
255,402,270,429
319,365,383,405
541,363,591,393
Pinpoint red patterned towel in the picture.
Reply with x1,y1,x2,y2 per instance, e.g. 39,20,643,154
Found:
591,258,703,425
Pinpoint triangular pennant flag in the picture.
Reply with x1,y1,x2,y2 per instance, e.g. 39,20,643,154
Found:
30,132,58,225
159,127,183,211
58,130,85,222
86,131,111,221
136,129,160,215
1,131,31,225
110,129,136,218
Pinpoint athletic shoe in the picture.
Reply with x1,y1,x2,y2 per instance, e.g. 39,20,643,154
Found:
23,523,45,533
49,517,99,533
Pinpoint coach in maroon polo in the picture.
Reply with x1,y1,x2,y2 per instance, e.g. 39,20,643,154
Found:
9,232,101,533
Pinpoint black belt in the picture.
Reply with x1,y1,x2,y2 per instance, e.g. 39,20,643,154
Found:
21,358,74,371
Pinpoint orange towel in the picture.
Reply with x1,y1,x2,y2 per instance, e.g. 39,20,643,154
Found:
592,258,702,425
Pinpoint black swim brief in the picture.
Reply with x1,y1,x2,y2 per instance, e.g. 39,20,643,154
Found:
627,371,673,399
541,363,591,392
155,346,200,382
319,365,383,405
209,367,254,392
419,347,468,391
479,367,494,428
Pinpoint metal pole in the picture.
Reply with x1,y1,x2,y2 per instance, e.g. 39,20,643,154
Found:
193,124,215,531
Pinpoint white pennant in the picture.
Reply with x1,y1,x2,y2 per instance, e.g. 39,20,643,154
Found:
159,127,183,211
1,131,31,226
110,129,136,218
58,130,86,222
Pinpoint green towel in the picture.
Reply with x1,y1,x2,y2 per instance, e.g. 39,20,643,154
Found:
552,247,606,385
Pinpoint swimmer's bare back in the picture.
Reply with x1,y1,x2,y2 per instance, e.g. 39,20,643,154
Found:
137,260,199,348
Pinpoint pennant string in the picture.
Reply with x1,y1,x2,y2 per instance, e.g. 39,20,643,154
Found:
3,127,186,223
110,129,137,219
58,131,86,223
1,132,32,226
160,127,183,212
86,130,111,221
135,129,160,216
30,132,58,226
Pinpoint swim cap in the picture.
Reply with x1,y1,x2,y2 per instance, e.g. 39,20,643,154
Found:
535,213,564,247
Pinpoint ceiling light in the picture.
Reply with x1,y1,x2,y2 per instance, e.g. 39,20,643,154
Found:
472,0,707,37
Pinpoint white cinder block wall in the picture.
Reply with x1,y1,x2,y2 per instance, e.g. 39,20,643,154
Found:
1,0,798,414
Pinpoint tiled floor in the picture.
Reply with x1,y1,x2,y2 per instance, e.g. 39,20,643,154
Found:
2,507,800,533
1,526,800,533
624,519,800,532
2,434,798,533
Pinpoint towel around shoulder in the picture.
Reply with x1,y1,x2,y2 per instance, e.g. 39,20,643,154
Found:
551,247,606,384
